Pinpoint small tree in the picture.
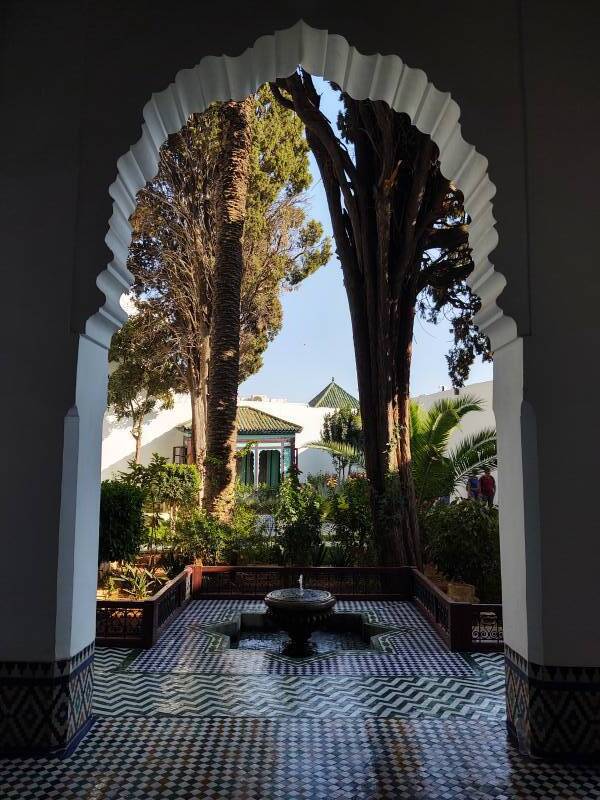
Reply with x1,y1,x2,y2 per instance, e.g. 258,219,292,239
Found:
108,316,177,463
275,472,324,565
119,454,200,547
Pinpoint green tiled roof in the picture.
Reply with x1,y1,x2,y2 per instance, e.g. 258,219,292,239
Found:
178,406,302,436
236,406,302,435
308,379,359,409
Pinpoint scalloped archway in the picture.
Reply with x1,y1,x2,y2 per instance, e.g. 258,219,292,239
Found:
88,19,517,354
83,19,528,658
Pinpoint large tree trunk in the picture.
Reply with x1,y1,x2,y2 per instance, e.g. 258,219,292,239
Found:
204,99,253,522
270,73,452,567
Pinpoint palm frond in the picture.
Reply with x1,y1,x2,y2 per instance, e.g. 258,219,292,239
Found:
447,428,498,493
305,440,366,468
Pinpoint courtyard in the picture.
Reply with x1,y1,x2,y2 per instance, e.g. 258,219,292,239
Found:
2,599,599,799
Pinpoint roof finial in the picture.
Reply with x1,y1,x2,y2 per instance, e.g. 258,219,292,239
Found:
331,376,335,383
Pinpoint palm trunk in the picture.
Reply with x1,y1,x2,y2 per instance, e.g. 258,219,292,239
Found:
204,99,253,522
187,340,209,498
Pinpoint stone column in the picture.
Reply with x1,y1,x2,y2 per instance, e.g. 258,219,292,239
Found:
0,331,111,755
494,333,600,761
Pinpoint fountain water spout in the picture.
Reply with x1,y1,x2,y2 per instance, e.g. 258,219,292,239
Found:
299,574,303,595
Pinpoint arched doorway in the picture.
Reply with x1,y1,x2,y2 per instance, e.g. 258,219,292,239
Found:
4,20,569,763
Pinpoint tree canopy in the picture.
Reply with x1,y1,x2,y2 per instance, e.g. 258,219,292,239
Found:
107,315,177,462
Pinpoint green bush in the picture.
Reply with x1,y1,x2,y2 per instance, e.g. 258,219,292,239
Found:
99,481,145,564
326,475,375,566
222,505,280,565
234,481,279,515
275,474,324,565
421,499,501,602
119,454,200,547
172,510,229,566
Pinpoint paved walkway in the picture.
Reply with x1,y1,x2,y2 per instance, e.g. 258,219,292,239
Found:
2,600,600,799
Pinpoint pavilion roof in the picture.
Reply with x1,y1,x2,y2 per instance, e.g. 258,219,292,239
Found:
308,378,359,409
179,406,302,437
236,406,302,435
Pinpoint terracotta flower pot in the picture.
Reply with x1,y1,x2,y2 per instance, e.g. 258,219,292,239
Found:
447,581,476,603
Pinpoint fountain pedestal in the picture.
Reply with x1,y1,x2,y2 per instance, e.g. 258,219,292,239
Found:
264,588,336,657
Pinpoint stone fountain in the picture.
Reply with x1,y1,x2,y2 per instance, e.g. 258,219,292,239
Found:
264,575,336,657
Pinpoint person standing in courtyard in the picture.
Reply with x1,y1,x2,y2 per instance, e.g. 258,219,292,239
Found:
479,467,496,508
466,471,480,500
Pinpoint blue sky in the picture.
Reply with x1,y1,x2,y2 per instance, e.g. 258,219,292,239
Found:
239,81,492,402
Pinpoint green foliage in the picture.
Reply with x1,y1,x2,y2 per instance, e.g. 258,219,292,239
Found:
421,499,501,602
325,475,375,566
110,563,167,600
172,511,228,566
309,395,497,509
234,481,279,515
274,474,324,565
99,481,146,564
107,315,177,453
119,454,200,545
410,395,497,507
321,406,363,480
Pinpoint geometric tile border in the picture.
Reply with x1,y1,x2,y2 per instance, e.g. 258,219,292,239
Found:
505,645,600,761
0,642,95,757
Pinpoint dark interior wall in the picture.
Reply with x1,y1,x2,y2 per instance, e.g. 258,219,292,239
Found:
0,1,85,654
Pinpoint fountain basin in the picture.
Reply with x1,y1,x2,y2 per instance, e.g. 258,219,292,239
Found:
264,588,336,657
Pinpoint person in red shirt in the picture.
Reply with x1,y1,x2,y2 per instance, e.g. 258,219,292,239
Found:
479,467,496,508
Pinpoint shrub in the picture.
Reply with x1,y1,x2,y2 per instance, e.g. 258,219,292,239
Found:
99,481,145,564
235,481,279,515
421,499,501,602
119,454,200,547
172,510,229,566
326,475,375,566
111,563,167,599
275,474,324,565
221,505,280,565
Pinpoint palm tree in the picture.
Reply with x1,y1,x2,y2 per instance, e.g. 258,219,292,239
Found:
204,99,253,522
308,394,497,509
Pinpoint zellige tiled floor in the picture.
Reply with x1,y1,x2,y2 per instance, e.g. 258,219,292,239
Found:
2,599,599,799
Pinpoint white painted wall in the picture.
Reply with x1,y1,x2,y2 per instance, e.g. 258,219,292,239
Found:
101,380,496,487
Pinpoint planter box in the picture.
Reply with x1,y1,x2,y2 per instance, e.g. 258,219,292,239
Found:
96,567,192,648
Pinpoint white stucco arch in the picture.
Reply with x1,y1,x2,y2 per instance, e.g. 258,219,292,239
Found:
89,18,517,354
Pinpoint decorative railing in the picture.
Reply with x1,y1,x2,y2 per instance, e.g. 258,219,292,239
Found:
471,604,503,650
194,565,414,599
96,567,192,648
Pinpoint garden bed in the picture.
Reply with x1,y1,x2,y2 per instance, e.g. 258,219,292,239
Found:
96,566,192,648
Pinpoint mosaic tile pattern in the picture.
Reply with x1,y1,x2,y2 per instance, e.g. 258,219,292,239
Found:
505,644,600,759
127,599,476,676
0,643,94,756
3,600,599,798
3,716,600,799
93,671,505,720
